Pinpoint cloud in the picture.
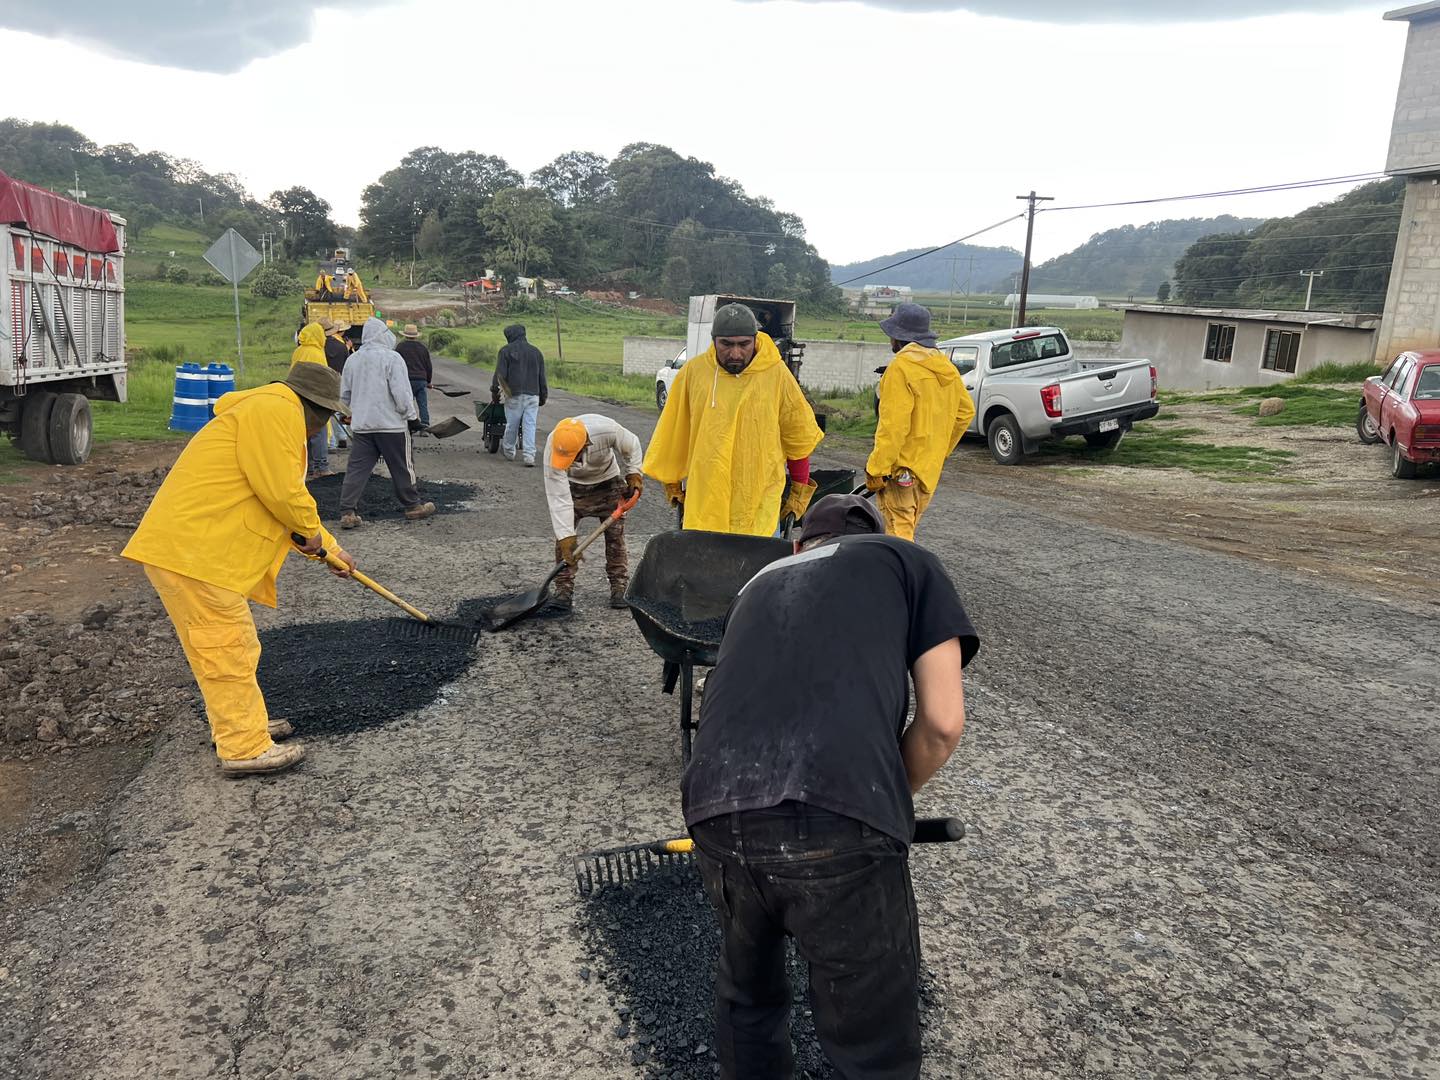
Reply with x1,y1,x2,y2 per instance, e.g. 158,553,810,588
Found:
739,0,1370,19
0,2,389,73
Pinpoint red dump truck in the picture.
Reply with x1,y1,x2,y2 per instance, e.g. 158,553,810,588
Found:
1,169,126,465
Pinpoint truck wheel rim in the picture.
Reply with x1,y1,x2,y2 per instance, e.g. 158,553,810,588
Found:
1361,412,1377,438
74,411,91,457
996,429,1012,455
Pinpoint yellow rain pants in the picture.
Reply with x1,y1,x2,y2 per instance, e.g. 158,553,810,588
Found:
143,564,272,763
877,481,934,543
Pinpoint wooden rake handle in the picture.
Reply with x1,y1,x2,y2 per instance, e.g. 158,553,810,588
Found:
290,533,435,623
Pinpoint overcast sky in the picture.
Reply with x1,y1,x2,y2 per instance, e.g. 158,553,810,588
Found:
0,0,1411,264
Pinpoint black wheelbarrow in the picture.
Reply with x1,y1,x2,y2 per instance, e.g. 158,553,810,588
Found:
625,530,793,764
779,467,857,538
475,393,507,454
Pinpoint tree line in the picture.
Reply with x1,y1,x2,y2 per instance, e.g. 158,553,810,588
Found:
1172,179,1402,312
0,120,839,309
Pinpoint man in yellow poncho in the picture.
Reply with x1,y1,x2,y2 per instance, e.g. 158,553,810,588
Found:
865,304,976,542
122,363,358,778
643,304,823,536
292,322,335,479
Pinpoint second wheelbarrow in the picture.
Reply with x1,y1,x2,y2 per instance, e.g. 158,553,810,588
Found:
624,529,793,764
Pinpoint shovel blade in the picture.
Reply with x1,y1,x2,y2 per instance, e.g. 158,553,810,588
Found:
487,585,550,629
426,416,471,439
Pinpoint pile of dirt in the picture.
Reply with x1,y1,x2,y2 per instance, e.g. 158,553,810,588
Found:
255,619,478,737
0,600,191,752
579,866,939,1078
306,474,478,523
0,464,165,536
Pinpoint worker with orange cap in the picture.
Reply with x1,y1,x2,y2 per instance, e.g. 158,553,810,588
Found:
544,414,645,611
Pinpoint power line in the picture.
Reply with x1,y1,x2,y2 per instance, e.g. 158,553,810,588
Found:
1041,171,1394,213
833,214,1027,286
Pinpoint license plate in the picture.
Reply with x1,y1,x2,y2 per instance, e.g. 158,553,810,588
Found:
1099,418,1119,433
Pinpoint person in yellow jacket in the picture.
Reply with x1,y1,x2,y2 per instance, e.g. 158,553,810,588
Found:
122,363,358,778
292,322,336,479
865,304,976,542
643,304,823,536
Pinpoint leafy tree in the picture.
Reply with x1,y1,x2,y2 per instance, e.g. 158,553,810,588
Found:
268,186,336,260
660,255,693,299
531,151,612,207
1156,280,1171,302
483,187,556,279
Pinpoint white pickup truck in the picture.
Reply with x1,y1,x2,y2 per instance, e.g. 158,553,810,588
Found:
937,327,1158,465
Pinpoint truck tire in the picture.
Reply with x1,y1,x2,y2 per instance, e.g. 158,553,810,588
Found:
1391,438,1417,479
1084,430,1125,451
656,382,668,411
1356,402,1382,445
986,414,1024,465
48,393,93,466
17,391,57,463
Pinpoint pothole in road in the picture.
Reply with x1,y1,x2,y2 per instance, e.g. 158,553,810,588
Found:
256,619,477,737
306,474,481,522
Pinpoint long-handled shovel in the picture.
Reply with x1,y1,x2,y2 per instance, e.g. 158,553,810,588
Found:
290,533,481,644
574,817,965,896
486,490,641,631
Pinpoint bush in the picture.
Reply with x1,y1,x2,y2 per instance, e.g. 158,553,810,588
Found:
250,267,303,299
505,295,538,315
200,272,227,287
163,264,190,285
425,328,461,352
465,344,491,366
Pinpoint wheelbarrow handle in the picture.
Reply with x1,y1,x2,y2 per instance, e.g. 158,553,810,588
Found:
850,483,880,501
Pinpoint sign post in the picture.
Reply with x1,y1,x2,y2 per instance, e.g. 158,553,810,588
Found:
203,229,263,375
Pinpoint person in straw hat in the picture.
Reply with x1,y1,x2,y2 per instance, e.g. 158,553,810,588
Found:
395,323,434,432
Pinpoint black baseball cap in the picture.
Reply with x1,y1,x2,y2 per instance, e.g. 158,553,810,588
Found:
798,493,885,544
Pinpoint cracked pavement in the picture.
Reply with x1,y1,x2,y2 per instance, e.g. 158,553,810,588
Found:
2,358,1437,1078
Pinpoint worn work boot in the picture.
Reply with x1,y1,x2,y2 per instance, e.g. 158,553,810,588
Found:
267,718,294,740
547,592,573,615
220,742,305,779
340,511,362,530
405,501,437,522
609,583,628,610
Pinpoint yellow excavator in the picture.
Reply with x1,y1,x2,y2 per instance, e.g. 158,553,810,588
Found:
302,248,375,343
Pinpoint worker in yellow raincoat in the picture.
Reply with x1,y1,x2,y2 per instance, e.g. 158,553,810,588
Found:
643,304,823,536
865,304,975,541
122,363,358,778
293,322,336,478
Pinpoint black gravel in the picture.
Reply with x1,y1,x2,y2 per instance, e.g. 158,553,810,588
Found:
306,473,478,522
627,599,727,648
579,865,939,1079
256,618,477,737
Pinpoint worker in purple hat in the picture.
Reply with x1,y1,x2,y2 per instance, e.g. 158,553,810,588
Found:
866,303,975,542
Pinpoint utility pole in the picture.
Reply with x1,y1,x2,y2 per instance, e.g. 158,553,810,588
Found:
198,196,204,224
1299,269,1325,311
1014,189,1054,327
67,171,86,202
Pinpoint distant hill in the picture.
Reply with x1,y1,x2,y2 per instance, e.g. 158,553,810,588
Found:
828,243,1022,292
1173,179,1402,312
1023,216,1264,298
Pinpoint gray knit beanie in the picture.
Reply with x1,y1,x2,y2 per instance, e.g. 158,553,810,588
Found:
712,303,760,338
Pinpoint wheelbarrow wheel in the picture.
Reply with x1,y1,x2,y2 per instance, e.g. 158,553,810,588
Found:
485,430,501,454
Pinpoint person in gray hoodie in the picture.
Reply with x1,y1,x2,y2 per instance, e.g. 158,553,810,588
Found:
490,324,548,466
337,318,436,528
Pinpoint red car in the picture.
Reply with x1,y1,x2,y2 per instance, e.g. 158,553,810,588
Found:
1358,350,1440,478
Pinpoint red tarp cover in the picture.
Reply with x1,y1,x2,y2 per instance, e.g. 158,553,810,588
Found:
0,169,120,254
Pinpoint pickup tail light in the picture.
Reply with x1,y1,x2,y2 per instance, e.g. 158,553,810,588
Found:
1040,382,1062,418
1150,365,1158,399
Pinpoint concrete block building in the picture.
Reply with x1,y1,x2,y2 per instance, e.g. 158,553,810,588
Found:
1376,2,1440,361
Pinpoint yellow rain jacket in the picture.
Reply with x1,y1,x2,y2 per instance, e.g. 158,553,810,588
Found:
292,322,327,365
643,332,823,535
866,343,976,493
122,383,337,607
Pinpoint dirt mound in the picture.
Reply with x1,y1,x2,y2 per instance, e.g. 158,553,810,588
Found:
579,865,939,1078
306,473,479,522
0,600,191,752
255,618,478,737
0,464,165,537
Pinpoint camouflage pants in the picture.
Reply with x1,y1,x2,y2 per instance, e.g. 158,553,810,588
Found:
554,476,628,598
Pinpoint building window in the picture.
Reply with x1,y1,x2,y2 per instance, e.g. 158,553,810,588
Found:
1203,323,1235,362
1262,329,1301,374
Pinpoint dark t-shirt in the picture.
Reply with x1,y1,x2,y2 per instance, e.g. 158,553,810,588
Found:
395,339,432,382
324,336,349,375
681,534,979,845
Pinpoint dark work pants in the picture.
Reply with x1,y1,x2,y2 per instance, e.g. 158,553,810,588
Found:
691,802,921,1080
339,431,420,511
553,476,628,598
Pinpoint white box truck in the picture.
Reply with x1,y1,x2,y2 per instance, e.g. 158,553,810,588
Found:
1,169,126,465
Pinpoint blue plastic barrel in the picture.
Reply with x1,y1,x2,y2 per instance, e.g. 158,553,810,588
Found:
168,363,210,432
205,363,235,417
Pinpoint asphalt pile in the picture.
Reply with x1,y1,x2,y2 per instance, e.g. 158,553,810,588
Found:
580,865,936,1079
256,618,477,737
456,594,572,628
626,599,727,648
306,473,477,522
0,601,192,751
